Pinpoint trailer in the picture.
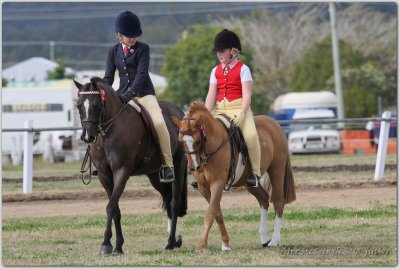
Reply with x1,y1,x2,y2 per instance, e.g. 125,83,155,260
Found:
1,79,82,164
271,91,341,154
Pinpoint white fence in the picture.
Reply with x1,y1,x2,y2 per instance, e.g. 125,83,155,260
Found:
2,112,397,194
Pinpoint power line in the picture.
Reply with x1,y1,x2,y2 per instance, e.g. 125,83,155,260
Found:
3,41,173,48
2,3,302,21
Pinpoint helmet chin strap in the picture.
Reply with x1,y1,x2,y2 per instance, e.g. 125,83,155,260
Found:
223,48,239,74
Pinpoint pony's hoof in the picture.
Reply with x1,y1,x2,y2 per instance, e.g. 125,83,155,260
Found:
99,244,113,255
175,235,182,248
262,239,272,248
222,247,231,253
113,248,124,255
196,248,206,253
164,245,174,251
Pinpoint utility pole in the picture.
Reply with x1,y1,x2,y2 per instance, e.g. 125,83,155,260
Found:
329,2,345,128
49,41,55,61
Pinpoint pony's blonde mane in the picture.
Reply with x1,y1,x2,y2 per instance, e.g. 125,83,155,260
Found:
189,101,211,117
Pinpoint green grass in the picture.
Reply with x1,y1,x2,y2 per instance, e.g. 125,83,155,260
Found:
2,205,397,266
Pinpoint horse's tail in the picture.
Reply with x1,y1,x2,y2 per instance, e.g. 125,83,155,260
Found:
178,162,188,217
283,156,296,204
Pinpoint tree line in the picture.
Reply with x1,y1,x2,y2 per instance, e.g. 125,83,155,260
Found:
160,3,397,118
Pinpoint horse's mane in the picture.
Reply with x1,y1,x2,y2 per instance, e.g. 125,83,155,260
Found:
90,76,109,88
189,101,210,116
89,76,116,95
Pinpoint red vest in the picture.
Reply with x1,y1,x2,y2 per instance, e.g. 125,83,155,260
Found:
216,61,244,102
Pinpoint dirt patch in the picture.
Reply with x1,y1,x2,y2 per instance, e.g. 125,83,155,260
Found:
2,184,397,219
3,164,396,184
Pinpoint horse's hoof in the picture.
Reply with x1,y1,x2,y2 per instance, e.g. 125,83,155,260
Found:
113,248,124,255
164,244,174,251
99,244,113,255
222,248,231,253
262,239,272,248
175,235,182,248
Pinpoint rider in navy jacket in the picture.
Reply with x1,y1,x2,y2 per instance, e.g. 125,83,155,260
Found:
102,10,175,183
103,41,155,97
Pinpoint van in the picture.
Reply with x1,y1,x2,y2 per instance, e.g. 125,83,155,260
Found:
288,109,341,154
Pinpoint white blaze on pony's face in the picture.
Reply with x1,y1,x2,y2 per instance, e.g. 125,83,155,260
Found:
183,135,199,169
83,98,90,121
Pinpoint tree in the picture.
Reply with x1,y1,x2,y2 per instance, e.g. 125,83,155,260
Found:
326,61,396,114
46,59,73,80
290,37,364,92
216,3,396,103
343,86,376,118
2,78,8,87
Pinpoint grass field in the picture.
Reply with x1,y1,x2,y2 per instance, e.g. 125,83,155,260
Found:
2,204,397,266
2,153,398,266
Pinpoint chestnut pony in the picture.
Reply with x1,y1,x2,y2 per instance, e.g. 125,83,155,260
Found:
172,101,295,252
74,77,187,254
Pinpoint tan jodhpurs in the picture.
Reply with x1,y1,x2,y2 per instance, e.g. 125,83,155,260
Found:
215,98,261,176
135,95,173,167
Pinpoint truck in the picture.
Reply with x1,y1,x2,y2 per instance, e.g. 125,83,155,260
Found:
287,109,341,154
1,79,83,164
271,91,341,154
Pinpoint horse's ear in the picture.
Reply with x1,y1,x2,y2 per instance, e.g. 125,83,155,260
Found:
171,116,181,127
73,79,83,90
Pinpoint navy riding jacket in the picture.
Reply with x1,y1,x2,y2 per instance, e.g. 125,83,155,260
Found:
103,41,155,97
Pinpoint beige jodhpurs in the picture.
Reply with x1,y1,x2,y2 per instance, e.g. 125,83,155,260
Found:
215,98,261,176
135,95,173,167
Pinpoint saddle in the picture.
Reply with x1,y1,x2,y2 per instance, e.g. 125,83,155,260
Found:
215,114,249,190
128,99,165,164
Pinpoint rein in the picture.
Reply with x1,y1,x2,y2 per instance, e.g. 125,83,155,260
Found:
80,145,93,185
181,116,235,165
78,81,129,185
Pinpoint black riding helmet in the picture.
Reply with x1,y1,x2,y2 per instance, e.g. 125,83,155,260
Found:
212,29,242,53
115,11,142,38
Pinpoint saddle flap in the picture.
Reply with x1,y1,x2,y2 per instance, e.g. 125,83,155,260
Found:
214,113,249,190
135,101,160,145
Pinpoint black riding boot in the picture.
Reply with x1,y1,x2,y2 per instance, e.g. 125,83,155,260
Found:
160,165,175,183
246,172,260,188
91,170,98,176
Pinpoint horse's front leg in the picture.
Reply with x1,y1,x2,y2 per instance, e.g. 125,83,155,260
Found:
100,169,129,255
197,179,224,252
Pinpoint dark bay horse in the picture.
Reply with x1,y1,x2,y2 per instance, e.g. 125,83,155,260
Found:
172,102,296,252
73,77,187,254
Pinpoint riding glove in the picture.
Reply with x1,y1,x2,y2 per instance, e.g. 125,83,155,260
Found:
233,110,245,126
120,90,134,103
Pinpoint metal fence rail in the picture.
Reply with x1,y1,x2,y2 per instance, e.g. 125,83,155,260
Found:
2,116,397,133
2,113,397,194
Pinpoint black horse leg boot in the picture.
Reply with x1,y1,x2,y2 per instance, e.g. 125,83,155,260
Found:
246,172,260,188
160,165,175,183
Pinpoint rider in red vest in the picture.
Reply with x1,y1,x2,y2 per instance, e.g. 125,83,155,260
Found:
204,29,261,188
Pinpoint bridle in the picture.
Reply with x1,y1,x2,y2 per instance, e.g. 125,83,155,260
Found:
78,82,128,136
180,116,235,169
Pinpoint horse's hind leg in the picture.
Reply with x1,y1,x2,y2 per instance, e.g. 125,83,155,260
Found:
266,168,286,247
247,173,272,247
147,171,181,250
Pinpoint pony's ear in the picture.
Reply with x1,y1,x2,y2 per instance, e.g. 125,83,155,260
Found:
73,79,83,90
171,116,181,127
